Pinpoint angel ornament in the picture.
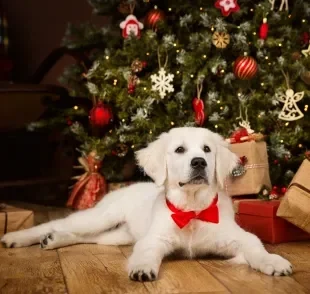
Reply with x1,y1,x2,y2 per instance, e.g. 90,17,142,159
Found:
277,89,304,121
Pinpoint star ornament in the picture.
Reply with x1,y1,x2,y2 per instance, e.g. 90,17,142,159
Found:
302,43,310,57
215,0,240,17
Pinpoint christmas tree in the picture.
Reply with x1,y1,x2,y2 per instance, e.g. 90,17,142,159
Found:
33,0,310,186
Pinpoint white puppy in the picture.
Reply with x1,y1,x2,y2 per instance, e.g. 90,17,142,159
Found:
1,127,292,281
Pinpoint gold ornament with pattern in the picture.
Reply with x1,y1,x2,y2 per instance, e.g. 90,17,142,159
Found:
212,31,230,49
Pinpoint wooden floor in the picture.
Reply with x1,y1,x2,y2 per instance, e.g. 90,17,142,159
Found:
1,202,310,294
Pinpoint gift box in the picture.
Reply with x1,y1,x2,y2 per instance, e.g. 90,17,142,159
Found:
227,141,271,196
277,159,310,234
234,199,310,244
0,204,34,236
107,181,135,193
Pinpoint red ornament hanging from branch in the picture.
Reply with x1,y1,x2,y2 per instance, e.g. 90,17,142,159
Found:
214,0,240,17
144,7,165,30
192,78,205,126
259,18,269,40
89,101,113,127
233,55,258,80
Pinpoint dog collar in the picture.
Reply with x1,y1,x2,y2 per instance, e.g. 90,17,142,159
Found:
166,195,219,229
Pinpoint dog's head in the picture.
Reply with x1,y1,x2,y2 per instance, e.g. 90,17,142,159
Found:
135,127,239,190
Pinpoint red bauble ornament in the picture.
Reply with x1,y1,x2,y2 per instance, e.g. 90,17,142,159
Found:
281,187,287,194
259,18,268,40
89,101,113,127
233,56,258,80
214,0,240,17
145,8,165,30
192,98,205,126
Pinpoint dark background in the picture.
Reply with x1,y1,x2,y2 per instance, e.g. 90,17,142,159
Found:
2,0,107,83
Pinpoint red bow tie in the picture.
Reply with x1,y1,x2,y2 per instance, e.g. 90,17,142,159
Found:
166,195,219,229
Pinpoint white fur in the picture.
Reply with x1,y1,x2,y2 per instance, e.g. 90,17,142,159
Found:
1,127,292,281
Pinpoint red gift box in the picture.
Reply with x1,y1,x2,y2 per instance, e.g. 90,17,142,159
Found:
234,199,310,244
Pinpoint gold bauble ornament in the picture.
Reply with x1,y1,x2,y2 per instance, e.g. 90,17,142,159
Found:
301,71,310,85
212,31,230,49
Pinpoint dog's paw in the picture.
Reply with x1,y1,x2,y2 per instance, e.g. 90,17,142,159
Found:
128,264,157,282
1,231,32,248
40,233,55,249
251,253,293,276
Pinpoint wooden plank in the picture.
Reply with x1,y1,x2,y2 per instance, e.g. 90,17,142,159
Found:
266,242,310,292
199,258,308,294
119,246,228,293
58,244,148,294
0,246,67,294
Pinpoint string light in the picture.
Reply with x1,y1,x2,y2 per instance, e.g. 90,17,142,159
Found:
258,114,261,118
280,139,284,143
268,62,271,66
278,43,282,47
146,52,150,56
176,70,180,74
113,79,118,86
143,87,147,90
288,14,292,18
131,145,135,149
200,7,203,11
149,130,152,134
238,93,242,97
109,130,113,133
122,119,125,122
285,122,289,126
261,82,265,86
211,26,215,31
304,105,308,111
168,7,172,11
299,144,303,148
302,19,306,23
265,56,269,60
215,125,218,129
190,74,194,78
73,105,78,110
253,32,257,35
105,56,109,60
217,100,220,104
176,49,180,53
250,8,254,12
220,106,223,110
173,43,177,47
237,26,240,29
171,121,175,126
203,55,207,59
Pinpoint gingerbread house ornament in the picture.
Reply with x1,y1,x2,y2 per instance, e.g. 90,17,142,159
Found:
120,14,144,39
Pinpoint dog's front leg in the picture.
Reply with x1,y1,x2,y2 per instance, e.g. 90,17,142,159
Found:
228,225,292,276
128,235,174,282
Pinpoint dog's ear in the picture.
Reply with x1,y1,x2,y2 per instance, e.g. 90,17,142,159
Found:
213,133,239,189
135,133,169,186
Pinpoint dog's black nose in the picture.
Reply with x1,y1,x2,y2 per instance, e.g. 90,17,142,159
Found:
191,157,207,169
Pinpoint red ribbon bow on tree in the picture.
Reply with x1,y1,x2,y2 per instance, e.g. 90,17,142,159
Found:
166,195,219,229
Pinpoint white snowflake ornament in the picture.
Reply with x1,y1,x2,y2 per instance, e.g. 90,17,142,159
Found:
150,68,174,99
277,89,304,121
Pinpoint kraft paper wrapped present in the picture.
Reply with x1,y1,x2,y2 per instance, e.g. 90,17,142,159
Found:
277,159,310,234
0,204,34,236
234,199,310,244
227,141,272,196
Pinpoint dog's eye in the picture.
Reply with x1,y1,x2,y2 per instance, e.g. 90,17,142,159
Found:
203,145,211,153
175,146,185,154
